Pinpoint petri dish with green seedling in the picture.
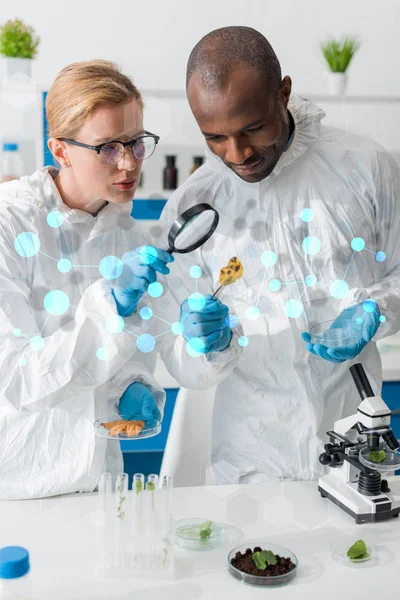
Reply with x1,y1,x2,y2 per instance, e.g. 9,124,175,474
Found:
175,518,224,551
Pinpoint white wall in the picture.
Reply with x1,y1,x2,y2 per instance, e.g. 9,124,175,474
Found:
2,0,400,184
2,0,400,95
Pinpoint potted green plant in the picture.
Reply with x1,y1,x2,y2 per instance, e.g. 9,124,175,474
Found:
0,18,40,79
321,37,360,97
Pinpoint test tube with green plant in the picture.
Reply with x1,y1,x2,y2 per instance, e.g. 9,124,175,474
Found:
132,473,144,531
116,473,128,521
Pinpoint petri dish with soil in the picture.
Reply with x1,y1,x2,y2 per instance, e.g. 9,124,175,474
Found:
227,541,298,587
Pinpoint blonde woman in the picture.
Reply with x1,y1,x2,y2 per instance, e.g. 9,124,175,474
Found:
0,60,173,499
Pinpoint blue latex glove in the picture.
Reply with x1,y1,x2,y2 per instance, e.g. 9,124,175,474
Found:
118,382,161,428
112,246,174,316
302,300,381,364
180,293,232,354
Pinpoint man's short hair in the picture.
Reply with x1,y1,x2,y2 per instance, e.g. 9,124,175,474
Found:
186,26,282,94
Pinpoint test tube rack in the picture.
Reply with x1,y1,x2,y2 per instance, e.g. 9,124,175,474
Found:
95,472,175,580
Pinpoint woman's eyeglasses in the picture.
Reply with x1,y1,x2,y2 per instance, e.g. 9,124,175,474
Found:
58,131,160,165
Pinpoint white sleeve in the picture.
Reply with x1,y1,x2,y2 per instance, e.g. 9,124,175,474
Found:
340,149,400,339
148,185,243,391
0,235,154,412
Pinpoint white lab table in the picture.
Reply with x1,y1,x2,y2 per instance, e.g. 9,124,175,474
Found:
1,478,400,599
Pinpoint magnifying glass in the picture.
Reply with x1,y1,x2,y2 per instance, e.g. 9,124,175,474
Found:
166,203,219,254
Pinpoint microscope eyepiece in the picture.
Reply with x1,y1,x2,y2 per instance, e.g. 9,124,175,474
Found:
350,363,375,400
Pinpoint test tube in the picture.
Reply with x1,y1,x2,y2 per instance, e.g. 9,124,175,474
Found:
159,475,173,570
98,472,112,515
147,474,159,512
116,473,129,521
144,477,157,568
115,473,129,569
132,474,145,535
97,472,112,570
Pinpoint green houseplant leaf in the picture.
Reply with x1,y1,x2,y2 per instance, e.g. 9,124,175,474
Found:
0,18,40,59
321,37,360,73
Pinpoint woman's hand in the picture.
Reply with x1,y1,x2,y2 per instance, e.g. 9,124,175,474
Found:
112,246,173,316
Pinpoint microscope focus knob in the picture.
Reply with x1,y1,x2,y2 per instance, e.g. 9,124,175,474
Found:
319,452,331,466
330,453,344,468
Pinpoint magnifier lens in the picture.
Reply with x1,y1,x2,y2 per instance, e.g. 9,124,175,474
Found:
173,210,216,251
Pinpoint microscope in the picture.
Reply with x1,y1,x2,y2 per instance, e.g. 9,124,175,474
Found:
318,363,400,524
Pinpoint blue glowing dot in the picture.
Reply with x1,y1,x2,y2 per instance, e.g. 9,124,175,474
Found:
30,336,44,351
186,337,206,357
356,317,364,325
305,275,317,287
261,250,278,267
136,334,156,353
363,299,377,313
148,282,164,298
171,322,184,335
285,299,304,319
140,307,153,320
301,208,314,223
225,314,239,328
97,347,107,360
139,246,158,265
14,232,40,258
57,258,72,273
238,336,249,347
379,315,386,323
99,256,124,280
376,251,386,263
302,236,321,255
246,306,260,320
19,357,27,366
188,292,206,311
47,210,64,228
44,290,69,316
269,279,282,292
13,328,22,337
106,315,125,333
190,265,203,279
351,237,365,252
330,280,349,300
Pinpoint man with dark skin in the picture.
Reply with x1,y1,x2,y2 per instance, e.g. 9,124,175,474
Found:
159,26,400,485
187,60,293,183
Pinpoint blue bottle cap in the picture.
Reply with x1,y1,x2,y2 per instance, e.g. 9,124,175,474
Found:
2,143,18,152
0,546,30,579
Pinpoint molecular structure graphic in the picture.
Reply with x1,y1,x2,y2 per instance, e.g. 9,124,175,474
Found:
12,206,387,365
177,207,387,352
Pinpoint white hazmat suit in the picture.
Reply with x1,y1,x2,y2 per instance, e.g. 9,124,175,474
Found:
0,167,241,499
158,96,400,484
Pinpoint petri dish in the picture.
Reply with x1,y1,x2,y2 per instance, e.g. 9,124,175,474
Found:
94,417,161,440
310,319,363,348
330,539,375,565
175,518,224,551
227,541,298,587
358,446,400,472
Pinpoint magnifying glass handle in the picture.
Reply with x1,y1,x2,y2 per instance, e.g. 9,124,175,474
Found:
165,246,174,254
